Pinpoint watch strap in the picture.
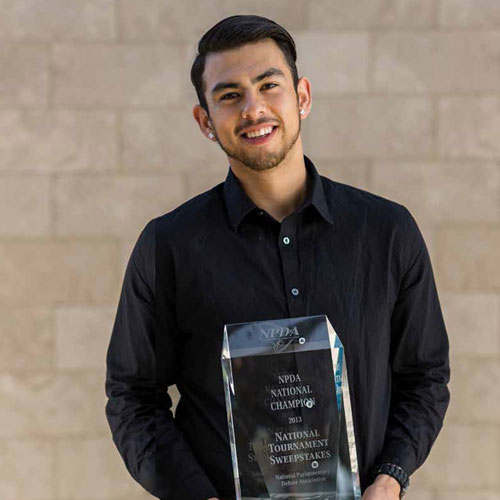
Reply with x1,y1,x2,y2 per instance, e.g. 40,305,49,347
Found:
372,462,410,499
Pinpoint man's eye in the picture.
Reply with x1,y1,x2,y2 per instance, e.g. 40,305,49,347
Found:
220,83,278,101
221,93,239,101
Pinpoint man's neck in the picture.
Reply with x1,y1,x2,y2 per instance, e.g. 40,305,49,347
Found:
229,146,308,223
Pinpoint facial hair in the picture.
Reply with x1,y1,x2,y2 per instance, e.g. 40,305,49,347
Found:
211,109,302,172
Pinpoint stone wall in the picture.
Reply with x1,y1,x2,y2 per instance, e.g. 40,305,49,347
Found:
0,1,498,499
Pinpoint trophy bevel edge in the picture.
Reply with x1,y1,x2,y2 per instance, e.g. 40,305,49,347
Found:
221,324,243,500
324,315,362,500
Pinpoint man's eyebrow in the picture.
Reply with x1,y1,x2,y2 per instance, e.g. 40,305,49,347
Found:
210,67,286,96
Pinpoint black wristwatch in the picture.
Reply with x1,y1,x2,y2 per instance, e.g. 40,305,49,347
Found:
372,463,410,499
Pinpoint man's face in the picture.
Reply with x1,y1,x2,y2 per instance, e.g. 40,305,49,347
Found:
196,39,310,171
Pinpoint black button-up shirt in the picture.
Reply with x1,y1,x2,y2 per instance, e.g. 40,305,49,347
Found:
105,154,450,500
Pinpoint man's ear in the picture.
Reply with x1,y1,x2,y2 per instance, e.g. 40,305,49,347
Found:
296,76,312,118
193,104,215,140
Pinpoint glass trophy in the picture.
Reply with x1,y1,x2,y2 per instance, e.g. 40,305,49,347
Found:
221,314,361,500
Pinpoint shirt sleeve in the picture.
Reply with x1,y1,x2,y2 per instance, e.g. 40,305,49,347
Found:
376,207,451,476
104,219,218,500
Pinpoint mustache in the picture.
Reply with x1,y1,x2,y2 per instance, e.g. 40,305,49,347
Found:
236,118,280,135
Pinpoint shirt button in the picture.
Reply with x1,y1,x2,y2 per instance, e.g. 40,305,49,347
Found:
283,236,290,245
291,288,299,296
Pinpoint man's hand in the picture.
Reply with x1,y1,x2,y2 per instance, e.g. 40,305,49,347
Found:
362,474,401,500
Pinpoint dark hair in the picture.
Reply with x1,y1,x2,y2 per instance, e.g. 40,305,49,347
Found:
190,15,299,115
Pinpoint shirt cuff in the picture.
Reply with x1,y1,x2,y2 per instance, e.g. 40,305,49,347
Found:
375,439,418,477
180,470,219,500
139,458,219,500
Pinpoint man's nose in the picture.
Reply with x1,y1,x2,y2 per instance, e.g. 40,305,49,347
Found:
241,91,266,120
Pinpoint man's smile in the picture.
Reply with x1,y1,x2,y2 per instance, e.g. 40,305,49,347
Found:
240,125,279,145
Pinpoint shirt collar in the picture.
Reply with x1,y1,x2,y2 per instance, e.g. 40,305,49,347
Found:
223,154,333,233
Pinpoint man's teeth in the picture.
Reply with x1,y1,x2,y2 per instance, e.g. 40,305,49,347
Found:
244,126,274,138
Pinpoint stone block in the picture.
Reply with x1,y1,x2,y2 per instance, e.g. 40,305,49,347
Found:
440,292,499,357
0,44,47,105
306,97,433,159
0,372,108,437
52,44,182,106
119,0,307,41
435,227,500,291
0,175,51,236
438,97,500,159
0,110,117,173
0,241,120,306
56,438,149,499
0,309,54,371
371,161,499,224
56,307,115,371
122,109,227,172
0,439,53,499
447,357,500,424
55,174,185,237
440,0,500,27
0,0,115,40
419,424,499,488
375,32,500,92
308,0,435,28
437,490,500,500
295,32,369,93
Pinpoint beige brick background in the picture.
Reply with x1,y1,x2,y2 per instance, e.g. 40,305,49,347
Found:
0,1,498,499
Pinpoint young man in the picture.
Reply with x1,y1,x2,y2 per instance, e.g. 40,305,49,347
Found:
105,15,450,500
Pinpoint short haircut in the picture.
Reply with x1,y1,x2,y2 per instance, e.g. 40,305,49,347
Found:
190,15,299,115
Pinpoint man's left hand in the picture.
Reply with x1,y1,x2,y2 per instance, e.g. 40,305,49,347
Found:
362,474,401,500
